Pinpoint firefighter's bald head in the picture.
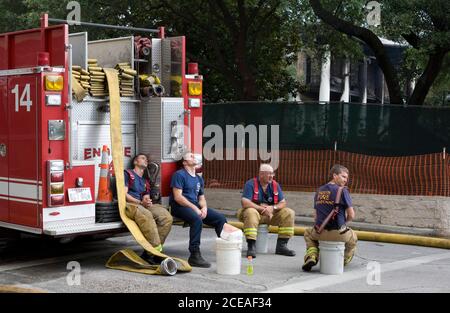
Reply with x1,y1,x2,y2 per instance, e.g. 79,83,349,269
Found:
259,163,275,184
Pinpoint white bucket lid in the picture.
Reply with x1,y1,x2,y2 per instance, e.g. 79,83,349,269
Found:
319,240,345,248
216,238,242,249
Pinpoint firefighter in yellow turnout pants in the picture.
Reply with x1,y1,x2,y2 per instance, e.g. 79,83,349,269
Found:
124,154,173,265
238,164,296,258
302,164,357,272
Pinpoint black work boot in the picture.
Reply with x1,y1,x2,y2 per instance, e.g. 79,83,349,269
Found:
275,238,296,256
302,247,319,272
140,251,163,265
247,239,256,258
302,255,318,272
188,250,211,268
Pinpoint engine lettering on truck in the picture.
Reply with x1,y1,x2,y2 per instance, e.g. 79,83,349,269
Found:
84,147,132,160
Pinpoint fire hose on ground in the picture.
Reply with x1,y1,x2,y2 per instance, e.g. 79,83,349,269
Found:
227,222,450,250
104,68,191,275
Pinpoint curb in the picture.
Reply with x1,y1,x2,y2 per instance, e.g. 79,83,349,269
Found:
213,208,440,238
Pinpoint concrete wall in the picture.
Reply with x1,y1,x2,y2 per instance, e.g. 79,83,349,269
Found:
204,188,450,237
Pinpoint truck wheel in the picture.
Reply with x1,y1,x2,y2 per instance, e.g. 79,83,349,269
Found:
58,236,76,244
0,228,21,254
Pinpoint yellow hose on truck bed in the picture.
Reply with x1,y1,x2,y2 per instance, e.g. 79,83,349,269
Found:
228,222,450,250
103,68,191,274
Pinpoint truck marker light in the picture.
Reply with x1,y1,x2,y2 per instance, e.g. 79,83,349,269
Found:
49,160,64,171
48,160,65,207
188,98,201,108
76,177,84,187
45,75,64,91
50,195,64,206
50,172,64,183
45,94,61,106
50,183,64,195
188,81,202,96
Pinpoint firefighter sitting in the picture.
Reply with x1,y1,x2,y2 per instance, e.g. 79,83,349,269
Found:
124,153,173,265
238,164,296,258
302,164,357,272
170,151,242,268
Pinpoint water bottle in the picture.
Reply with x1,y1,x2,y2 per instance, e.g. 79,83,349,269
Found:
246,256,254,276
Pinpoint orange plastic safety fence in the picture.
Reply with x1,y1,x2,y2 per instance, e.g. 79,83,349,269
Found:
203,149,450,196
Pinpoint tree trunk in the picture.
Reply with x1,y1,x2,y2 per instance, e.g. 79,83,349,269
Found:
408,50,446,106
235,1,258,100
235,35,258,100
309,0,404,104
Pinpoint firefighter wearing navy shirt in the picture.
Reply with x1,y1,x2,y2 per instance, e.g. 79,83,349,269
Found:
302,164,357,272
238,164,296,258
170,151,241,268
124,154,173,265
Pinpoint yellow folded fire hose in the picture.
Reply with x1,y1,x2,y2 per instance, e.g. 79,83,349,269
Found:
104,68,192,274
71,76,87,102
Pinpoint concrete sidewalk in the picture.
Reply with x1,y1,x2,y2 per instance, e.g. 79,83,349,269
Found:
204,188,447,237
213,208,436,237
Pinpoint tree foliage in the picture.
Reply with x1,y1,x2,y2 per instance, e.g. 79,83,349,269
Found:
0,0,302,103
304,0,450,105
153,0,303,102
1,0,448,105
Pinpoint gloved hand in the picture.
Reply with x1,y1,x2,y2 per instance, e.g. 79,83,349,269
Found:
339,224,350,234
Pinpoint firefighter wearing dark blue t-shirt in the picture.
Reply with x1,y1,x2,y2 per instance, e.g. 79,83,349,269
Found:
302,164,358,272
238,164,296,258
170,151,241,268
124,154,173,265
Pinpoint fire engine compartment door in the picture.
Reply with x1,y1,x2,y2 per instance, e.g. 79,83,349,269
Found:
161,36,185,97
0,77,8,222
7,75,40,227
75,123,136,198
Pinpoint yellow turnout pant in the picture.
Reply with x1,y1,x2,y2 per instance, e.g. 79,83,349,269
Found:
303,227,357,262
125,203,173,249
237,207,295,240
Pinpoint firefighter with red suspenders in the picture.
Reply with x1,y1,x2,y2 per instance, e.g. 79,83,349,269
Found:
124,153,173,265
238,164,296,258
302,164,357,272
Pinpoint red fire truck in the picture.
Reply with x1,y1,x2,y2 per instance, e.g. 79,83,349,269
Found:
0,15,203,238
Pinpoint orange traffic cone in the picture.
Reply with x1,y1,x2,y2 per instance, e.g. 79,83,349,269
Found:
97,145,113,203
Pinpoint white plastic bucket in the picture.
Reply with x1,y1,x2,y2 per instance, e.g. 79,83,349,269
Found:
255,224,269,254
216,238,242,275
319,241,345,275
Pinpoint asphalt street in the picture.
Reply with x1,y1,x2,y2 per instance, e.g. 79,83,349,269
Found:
1,226,450,293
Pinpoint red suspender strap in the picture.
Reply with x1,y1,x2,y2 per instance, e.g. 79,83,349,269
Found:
252,177,259,202
331,186,344,219
126,169,134,189
126,169,150,199
334,187,344,209
145,179,151,195
253,177,279,204
272,180,279,204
